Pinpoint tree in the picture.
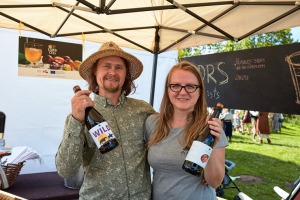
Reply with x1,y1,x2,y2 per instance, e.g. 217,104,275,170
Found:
179,29,294,58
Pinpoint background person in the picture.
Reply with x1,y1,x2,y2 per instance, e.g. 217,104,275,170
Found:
233,110,241,133
268,113,274,131
257,112,271,144
250,111,259,142
55,41,155,199
220,108,234,142
241,110,251,135
145,61,228,200
272,113,280,132
278,113,284,133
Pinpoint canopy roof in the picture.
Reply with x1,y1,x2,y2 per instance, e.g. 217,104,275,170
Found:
1,0,300,54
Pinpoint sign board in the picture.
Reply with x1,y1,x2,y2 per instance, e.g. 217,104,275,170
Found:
18,37,82,79
184,43,300,114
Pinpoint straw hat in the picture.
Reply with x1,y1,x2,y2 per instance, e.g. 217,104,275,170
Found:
79,41,143,80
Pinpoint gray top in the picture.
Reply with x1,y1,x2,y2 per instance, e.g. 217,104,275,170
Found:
56,93,155,200
145,114,229,200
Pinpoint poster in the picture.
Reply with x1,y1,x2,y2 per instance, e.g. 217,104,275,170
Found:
18,37,82,79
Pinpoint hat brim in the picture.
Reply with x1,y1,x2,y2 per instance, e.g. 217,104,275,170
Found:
79,49,143,81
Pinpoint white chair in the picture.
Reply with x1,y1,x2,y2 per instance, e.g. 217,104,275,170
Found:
274,177,300,200
237,192,253,200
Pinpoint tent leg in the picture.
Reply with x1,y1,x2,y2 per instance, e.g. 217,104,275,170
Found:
149,27,160,106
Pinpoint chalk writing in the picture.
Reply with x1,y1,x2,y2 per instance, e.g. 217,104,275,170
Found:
198,62,228,85
235,74,249,81
206,87,220,99
235,57,266,70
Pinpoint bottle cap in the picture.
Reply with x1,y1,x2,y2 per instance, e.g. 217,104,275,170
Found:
216,103,224,108
73,85,81,93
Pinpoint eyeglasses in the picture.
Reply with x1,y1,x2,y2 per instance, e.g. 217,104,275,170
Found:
168,84,200,93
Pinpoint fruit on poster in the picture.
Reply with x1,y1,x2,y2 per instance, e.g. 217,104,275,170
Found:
74,60,82,71
42,54,81,71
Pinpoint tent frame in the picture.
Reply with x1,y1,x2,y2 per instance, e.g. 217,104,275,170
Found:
1,1,299,54
1,1,299,105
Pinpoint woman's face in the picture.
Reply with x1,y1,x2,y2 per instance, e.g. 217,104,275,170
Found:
168,69,200,113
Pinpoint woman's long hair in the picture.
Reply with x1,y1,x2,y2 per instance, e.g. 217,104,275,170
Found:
148,61,208,148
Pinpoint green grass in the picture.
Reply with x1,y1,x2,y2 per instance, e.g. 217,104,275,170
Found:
221,123,300,200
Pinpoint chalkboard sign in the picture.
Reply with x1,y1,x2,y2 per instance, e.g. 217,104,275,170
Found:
184,43,300,114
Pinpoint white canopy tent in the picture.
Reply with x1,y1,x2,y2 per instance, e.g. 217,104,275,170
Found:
1,0,300,51
1,0,300,104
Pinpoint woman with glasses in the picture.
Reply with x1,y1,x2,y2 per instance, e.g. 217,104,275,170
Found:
145,61,228,200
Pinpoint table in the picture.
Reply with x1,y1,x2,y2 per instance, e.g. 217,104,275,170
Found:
4,171,79,200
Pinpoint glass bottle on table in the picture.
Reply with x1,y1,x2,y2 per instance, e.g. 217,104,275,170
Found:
182,103,224,176
0,111,7,152
73,85,119,154
0,111,5,140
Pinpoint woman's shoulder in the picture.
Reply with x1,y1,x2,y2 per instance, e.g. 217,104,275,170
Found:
146,113,160,125
145,113,160,142
145,113,160,133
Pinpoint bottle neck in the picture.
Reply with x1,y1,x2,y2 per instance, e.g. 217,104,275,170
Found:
210,107,222,119
194,106,222,140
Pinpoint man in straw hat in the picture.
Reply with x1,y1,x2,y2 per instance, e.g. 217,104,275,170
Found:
56,41,155,199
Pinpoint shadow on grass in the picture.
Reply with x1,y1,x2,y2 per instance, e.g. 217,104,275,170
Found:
281,125,298,130
222,149,299,200
271,131,296,136
232,132,300,148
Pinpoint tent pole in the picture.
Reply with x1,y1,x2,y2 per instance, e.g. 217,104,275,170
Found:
149,27,160,106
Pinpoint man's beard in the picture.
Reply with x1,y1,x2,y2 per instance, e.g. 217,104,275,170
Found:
103,75,121,93
103,84,120,93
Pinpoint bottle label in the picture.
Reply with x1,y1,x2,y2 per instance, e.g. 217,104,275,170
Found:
88,121,116,149
185,141,212,168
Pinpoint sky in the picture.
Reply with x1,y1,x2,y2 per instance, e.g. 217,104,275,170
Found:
291,26,300,41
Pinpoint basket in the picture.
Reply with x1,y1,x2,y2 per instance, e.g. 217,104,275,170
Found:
0,162,25,189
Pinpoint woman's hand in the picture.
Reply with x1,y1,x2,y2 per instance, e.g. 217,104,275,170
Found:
207,117,223,144
71,89,94,122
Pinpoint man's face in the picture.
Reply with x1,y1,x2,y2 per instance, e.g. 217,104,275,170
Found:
95,56,127,95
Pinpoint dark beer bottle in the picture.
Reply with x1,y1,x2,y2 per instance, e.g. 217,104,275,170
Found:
0,111,5,139
73,85,119,154
182,103,224,176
